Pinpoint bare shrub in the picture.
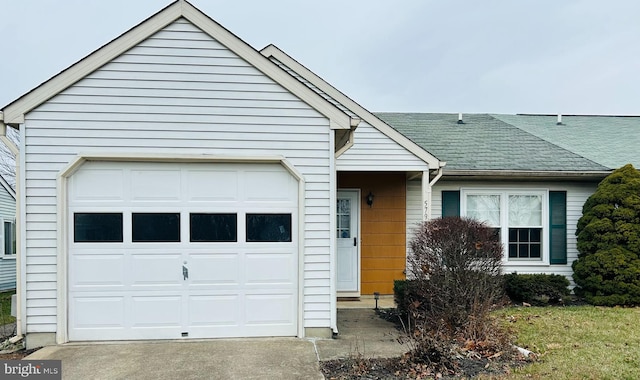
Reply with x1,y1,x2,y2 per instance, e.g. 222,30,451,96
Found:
406,217,506,343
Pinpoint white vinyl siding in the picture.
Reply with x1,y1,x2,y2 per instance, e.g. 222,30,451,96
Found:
22,19,332,333
337,121,429,171
406,179,597,279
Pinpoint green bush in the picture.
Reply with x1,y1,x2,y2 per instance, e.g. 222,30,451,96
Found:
572,164,640,306
504,273,570,305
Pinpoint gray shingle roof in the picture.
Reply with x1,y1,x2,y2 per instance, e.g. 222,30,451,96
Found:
492,114,640,170
375,113,610,173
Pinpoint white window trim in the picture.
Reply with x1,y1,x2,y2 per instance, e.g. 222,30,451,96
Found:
460,188,549,264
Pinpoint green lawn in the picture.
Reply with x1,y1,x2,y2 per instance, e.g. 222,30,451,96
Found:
492,306,640,380
0,291,16,325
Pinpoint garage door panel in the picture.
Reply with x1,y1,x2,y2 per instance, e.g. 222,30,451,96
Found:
131,295,182,327
186,170,238,201
71,254,125,288
245,294,295,325
245,170,296,202
130,253,183,286
245,253,295,284
131,169,181,201
187,253,240,285
71,296,125,329
188,295,239,326
70,168,124,202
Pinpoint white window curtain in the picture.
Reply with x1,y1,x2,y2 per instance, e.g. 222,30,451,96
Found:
466,194,501,226
508,195,542,227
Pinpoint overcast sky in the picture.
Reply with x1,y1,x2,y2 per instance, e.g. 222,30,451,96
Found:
1,0,639,115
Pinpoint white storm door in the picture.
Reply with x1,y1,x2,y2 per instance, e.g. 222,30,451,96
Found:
337,190,359,294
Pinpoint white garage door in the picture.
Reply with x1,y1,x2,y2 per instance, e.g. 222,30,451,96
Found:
67,161,298,341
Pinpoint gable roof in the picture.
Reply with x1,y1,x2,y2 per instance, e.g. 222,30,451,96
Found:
376,113,611,177
260,45,443,169
492,114,640,170
1,0,352,130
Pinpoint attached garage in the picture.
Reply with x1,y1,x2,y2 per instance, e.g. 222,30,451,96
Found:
67,160,299,341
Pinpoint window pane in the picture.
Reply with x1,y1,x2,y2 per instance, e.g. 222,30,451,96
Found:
530,228,541,242
74,213,123,243
508,244,517,258
530,244,541,258
246,214,292,242
509,195,542,226
4,222,15,254
132,213,180,242
190,214,237,242
518,229,529,241
467,195,500,226
337,199,351,238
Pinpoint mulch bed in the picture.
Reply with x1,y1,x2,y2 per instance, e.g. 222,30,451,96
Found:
321,308,532,379
0,348,40,360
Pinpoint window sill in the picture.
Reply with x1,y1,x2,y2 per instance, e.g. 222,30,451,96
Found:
0,255,16,260
503,261,550,267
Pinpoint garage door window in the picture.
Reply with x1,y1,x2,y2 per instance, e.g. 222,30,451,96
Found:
246,214,292,242
132,213,180,242
190,213,237,242
74,213,123,243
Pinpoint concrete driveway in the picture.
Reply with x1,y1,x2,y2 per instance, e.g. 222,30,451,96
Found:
26,308,406,380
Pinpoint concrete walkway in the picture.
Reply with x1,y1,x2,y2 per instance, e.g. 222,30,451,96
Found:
25,308,406,380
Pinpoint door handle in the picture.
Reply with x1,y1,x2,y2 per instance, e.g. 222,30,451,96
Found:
353,237,357,247
182,265,189,280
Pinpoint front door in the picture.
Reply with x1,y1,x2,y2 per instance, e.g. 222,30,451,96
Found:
337,190,359,295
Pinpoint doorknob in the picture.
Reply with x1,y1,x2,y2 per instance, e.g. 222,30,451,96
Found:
353,237,357,247
182,265,189,280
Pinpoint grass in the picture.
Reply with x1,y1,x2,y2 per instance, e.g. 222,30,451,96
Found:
0,291,16,325
490,305,640,380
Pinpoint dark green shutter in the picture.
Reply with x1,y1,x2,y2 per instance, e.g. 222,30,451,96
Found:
441,190,460,217
549,191,567,264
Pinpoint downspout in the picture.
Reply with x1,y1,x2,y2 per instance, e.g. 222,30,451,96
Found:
0,113,22,338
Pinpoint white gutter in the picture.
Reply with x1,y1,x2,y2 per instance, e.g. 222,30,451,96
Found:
442,169,611,179
0,113,22,338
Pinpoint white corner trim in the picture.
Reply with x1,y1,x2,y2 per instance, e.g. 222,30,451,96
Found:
260,45,443,168
55,152,307,343
2,2,352,131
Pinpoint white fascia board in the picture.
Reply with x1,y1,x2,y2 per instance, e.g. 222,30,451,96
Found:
2,1,351,130
260,44,443,169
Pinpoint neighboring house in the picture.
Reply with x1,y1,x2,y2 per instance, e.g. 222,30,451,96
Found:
375,113,640,280
0,0,637,349
0,174,16,291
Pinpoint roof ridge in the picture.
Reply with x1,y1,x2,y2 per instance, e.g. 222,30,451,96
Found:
491,114,612,171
